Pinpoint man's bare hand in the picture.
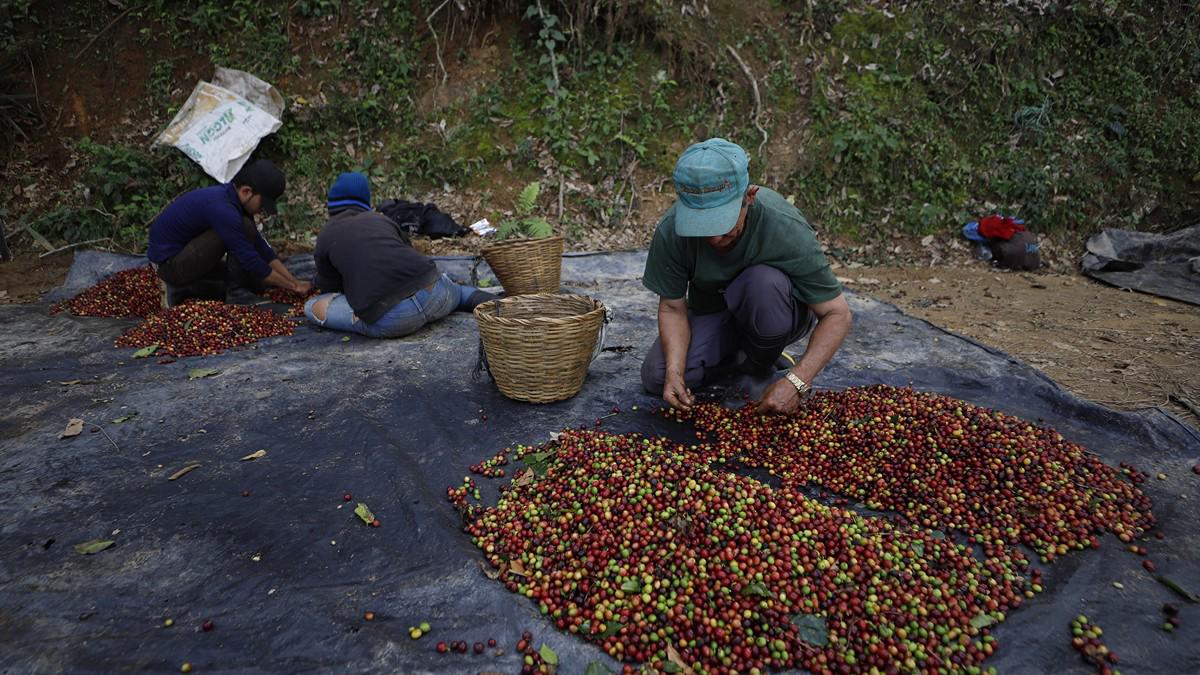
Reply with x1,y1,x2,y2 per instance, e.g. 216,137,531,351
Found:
753,378,804,415
662,373,695,411
292,280,313,295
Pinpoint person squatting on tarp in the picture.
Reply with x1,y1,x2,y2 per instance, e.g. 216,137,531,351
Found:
147,159,312,306
640,138,853,415
304,172,495,338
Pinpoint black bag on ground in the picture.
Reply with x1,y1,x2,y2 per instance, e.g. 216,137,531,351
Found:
378,199,469,239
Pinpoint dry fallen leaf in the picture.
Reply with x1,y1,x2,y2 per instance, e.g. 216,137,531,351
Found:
59,418,85,439
240,449,267,461
666,644,698,674
513,468,535,487
168,463,201,481
478,560,501,580
509,559,530,577
59,379,82,386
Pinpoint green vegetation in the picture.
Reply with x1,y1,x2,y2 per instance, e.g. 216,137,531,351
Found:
496,181,553,240
2,1,1197,250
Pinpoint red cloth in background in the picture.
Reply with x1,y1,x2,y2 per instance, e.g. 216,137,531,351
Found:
978,214,1026,241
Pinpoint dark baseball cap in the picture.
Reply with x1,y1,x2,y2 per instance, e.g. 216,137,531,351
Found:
232,159,286,215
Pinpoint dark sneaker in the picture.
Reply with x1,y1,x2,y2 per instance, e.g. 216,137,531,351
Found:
461,289,499,312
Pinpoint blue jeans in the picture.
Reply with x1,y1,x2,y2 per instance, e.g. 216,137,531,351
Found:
303,274,478,338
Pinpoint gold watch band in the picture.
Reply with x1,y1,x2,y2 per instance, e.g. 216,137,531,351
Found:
785,371,812,397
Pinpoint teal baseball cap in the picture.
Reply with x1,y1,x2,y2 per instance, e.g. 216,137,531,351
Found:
671,138,750,237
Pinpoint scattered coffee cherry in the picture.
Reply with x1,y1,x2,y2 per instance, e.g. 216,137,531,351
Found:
1070,615,1118,674
435,641,449,653
451,385,1154,673
201,620,214,632
241,490,251,497
1157,473,1167,481
116,300,296,357
343,493,353,502
370,519,381,528
409,627,423,639
180,664,193,674
1163,603,1179,616
1143,560,1156,573
481,414,488,421
163,618,174,627
487,638,497,648
419,621,431,632
51,266,161,319
474,642,485,654
266,287,319,317
363,612,375,621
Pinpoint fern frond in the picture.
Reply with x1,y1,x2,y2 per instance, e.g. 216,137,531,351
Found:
524,217,552,239
516,181,541,216
495,219,522,240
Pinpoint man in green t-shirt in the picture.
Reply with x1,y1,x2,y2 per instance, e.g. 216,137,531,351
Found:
641,138,852,415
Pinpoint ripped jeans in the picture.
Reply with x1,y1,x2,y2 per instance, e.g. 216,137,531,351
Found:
303,274,478,338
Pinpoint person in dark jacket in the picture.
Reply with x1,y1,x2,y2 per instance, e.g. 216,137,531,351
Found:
304,172,492,338
147,159,311,306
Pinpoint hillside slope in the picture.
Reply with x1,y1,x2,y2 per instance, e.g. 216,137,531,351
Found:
1,0,1197,254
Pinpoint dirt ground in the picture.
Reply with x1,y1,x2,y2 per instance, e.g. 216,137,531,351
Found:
4,242,1196,429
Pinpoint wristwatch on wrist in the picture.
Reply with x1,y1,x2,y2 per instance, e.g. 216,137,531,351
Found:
785,371,812,398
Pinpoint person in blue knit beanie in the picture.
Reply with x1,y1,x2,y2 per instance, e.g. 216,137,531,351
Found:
305,172,494,338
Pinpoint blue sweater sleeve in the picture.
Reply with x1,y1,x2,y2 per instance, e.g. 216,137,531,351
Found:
213,208,272,279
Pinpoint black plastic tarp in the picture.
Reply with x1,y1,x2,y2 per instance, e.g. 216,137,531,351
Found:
1081,224,1200,305
1,251,1198,674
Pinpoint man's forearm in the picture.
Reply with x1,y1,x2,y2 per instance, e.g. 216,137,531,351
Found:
658,304,692,379
269,259,299,284
792,309,851,384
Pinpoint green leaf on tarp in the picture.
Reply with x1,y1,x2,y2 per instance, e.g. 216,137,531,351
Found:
741,581,773,598
790,613,829,647
111,411,138,424
538,643,558,665
970,613,998,629
620,579,641,593
523,450,557,476
341,335,350,342
354,502,375,525
663,663,682,673
910,540,925,557
585,662,615,675
929,530,947,540
132,344,157,358
1156,575,1200,603
187,368,220,380
597,621,624,639
74,539,114,555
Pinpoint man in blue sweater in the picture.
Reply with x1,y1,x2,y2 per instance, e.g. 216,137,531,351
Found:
147,159,311,306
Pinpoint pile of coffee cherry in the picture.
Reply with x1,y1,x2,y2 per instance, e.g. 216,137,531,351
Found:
451,386,1154,673
51,266,161,318
115,300,296,357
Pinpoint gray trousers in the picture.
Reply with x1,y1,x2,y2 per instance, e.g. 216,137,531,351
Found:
641,265,816,394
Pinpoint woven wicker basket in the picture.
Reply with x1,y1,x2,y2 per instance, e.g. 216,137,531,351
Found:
481,236,564,295
474,293,606,403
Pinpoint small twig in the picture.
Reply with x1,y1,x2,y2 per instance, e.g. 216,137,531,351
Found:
73,5,134,60
26,52,45,126
426,0,452,88
725,45,769,156
1169,393,1200,418
557,175,564,221
85,422,121,454
39,238,113,258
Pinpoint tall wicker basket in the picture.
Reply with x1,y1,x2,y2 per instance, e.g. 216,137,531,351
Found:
474,294,606,403
481,236,564,295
